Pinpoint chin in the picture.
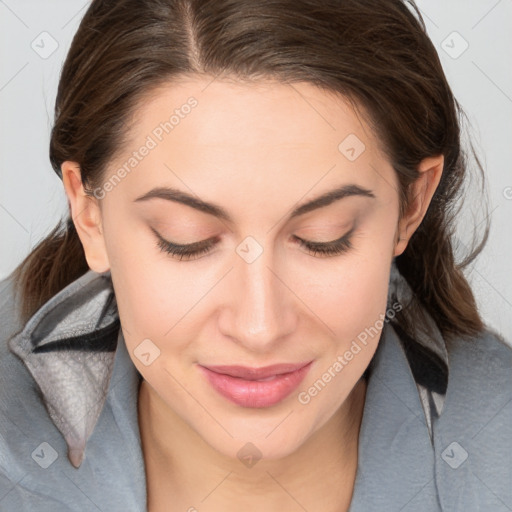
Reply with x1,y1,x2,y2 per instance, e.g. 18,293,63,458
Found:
191,406,318,463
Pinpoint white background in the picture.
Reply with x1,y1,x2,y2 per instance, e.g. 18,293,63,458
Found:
0,0,511,343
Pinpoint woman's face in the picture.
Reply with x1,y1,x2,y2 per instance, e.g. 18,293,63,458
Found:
78,77,406,460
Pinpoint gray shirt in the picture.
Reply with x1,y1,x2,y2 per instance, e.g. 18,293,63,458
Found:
1,264,511,511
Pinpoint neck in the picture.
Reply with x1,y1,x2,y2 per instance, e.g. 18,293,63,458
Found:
138,377,367,512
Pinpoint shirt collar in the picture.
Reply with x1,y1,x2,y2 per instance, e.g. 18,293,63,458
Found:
8,269,121,468
8,259,449,469
348,314,441,511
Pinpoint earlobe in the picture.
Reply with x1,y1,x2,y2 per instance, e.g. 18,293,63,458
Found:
393,154,444,257
61,161,110,273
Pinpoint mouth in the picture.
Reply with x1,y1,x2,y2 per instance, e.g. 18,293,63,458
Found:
198,361,313,408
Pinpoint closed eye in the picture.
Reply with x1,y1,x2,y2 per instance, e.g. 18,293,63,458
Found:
292,230,353,257
152,226,355,261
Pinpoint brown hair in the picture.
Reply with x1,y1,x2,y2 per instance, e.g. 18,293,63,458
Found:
12,0,490,343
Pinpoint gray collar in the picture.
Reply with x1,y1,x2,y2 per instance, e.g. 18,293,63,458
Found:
8,270,121,468
8,259,449,468
386,259,449,435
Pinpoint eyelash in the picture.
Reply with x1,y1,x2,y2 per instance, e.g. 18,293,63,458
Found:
154,229,354,261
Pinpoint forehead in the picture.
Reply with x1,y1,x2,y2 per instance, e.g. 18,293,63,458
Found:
107,76,397,210
128,77,383,152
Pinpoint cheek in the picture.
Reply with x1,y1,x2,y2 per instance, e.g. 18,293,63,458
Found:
110,260,196,349
295,253,391,419
297,231,394,340
103,216,221,370
99,210,185,342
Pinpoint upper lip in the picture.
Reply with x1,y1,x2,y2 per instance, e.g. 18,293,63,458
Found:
201,362,312,380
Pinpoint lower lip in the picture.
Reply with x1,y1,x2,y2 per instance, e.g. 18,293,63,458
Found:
199,362,313,408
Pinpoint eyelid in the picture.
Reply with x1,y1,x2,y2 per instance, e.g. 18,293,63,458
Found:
152,225,353,248
150,226,217,248
293,225,355,245
152,225,356,261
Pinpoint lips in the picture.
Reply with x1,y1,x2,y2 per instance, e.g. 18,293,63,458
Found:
198,361,313,408
203,362,310,380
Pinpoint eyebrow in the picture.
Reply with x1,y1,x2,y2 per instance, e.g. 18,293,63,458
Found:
134,184,376,222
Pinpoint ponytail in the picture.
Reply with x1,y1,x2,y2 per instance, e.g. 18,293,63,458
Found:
11,216,89,324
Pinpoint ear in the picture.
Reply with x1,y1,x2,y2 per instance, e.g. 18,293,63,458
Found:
61,161,110,273
393,154,444,257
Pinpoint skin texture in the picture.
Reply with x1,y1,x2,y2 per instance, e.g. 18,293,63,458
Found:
62,77,443,511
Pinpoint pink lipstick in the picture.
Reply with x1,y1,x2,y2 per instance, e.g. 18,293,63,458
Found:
199,361,313,408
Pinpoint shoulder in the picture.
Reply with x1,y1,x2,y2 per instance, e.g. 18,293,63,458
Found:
432,327,512,510
0,272,61,506
0,272,56,473
445,325,512,393
442,326,512,424
0,272,146,510
0,273,86,510
0,271,35,394
0,271,40,419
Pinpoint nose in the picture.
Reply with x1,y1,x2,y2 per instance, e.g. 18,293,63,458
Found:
218,242,297,353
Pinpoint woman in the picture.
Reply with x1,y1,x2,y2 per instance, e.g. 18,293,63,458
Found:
1,0,511,511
